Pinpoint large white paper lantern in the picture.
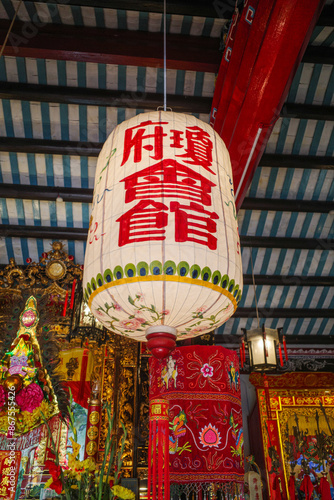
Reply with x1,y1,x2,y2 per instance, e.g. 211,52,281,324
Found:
83,111,242,357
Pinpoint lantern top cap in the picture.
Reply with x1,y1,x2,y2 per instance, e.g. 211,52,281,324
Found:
245,327,280,342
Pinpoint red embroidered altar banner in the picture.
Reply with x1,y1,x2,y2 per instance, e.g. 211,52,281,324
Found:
0,450,21,499
149,345,244,484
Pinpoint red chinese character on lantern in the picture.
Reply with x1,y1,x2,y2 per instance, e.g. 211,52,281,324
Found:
253,478,258,484
176,126,214,173
121,121,215,173
121,120,168,166
171,201,219,250
255,494,259,500
116,200,168,247
120,159,216,206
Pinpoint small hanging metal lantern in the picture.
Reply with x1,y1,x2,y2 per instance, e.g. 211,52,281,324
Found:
242,325,284,371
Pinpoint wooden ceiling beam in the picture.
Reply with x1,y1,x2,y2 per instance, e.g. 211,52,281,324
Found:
233,307,334,318
281,103,334,121
0,82,212,113
1,139,333,171
241,197,334,213
2,184,334,214
0,21,332,72
0,20,221,72
260,153,334,170
0,224,332,250
243,275,334,287
1,83,332,121
0,137,101,156
5,1,332,25
33,0,230,18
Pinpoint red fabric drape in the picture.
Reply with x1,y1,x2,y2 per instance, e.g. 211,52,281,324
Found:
272,475,282,500
149,346,244,486
319,475,332,500
329,465,334,487
300,475,314,500
288,475,296,500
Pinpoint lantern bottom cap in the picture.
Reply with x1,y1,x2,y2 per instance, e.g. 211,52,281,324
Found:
146,326,177,360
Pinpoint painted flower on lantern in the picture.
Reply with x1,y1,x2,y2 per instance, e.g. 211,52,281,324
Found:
201,363,214,378
185,303,231,333
94,308,107,318
199,423,221,448
187,326,208,335
119,318,143,330
134,310,146,322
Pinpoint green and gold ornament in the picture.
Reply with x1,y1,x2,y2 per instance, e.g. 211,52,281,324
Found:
0,296,59,435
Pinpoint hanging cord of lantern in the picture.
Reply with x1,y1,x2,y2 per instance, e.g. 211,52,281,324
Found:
239,251,288,372
156,0,173,114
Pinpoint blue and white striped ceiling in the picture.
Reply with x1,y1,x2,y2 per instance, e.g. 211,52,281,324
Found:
0,0,333,336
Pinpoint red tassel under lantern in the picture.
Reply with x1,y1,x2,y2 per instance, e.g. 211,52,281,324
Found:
62,290,69,317
239,347,244,368
148,398,170,500
288,474,296,500
283,335,288,361
70,279,77,309
278,344,284,367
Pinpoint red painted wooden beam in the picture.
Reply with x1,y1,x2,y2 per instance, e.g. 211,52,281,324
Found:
0,20,221,72
210,0,326,211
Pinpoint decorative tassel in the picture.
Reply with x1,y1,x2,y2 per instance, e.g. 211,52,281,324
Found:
300,475,314,500
239,347,244,368
288,474,296,500
70,279,77,309
263,374,272,420
283,335,288,361
78,348,89,406
319,475,332,500
278,344,284,367
62,290,69,317
149,399,170,500
272,475,282,500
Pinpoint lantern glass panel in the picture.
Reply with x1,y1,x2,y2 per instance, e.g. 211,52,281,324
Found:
246,327,279,371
